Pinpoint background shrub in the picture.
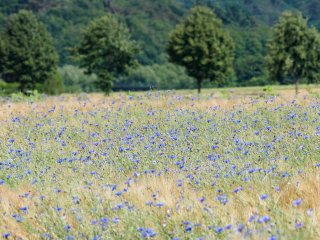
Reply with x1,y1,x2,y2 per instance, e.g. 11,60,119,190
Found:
42,71,65,95
58,65,98,93
115,63,195,91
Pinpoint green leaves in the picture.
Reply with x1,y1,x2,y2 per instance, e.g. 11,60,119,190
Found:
0,10,58,93
76,14,140,94
167,6,234,93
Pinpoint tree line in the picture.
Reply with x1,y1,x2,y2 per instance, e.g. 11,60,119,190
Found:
0,6,319,95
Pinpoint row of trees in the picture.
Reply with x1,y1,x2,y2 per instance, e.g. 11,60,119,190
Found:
0,7,319,94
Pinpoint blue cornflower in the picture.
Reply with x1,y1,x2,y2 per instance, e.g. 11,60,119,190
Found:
2,233,10,238
155,202,164,207
295,222,303,229
292,198,302,207
115,191,122,197
65,236,75,240
64,225,71,232
12,214,23,223
289,113,296,119
215,227,223,234
274,186,281,192
72,196,80,204
138,227,157,238
248,215,256,222
93,235,102,240
101,217,108,227
211,145,218,150
91,220,98,225
257,215,270,223
55,206,62,212
146,201,153,206
215,194,228,205
233,187,243,193
260,194,268,200
185,226,192,232
111,184,117,191
177,180,183,187
268,235,277,240
19,207,28,212
113,217,120,224
237,224,245,232
224,224,232,230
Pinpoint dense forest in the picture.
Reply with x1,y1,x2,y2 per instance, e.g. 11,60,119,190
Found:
0,0,320,91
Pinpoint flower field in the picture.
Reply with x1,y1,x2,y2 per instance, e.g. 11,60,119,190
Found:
0,90,319,239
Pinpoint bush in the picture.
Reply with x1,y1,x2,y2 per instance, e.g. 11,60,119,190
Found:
58,65,98,93
42,71,65,95
243,75,270,87
0,80,19,95
115,63,195,90
10,90,43,102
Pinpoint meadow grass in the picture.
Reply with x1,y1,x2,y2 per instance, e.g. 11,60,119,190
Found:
0,87,319,239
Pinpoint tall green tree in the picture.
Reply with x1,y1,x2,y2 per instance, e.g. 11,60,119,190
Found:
0,10,58,92
167,6,234,93
267,11,320,94
76,14,140,94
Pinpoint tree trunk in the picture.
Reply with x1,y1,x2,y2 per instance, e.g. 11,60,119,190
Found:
197,79,201,94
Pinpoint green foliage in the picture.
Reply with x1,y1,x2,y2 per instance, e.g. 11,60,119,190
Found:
0,10,58,93
58,65,98,93
167,6,234,93
116,63,194,90
267,11,320,93
76,14,140,94
42,71,65,95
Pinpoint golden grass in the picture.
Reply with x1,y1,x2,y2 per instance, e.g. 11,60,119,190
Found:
1,170,319,238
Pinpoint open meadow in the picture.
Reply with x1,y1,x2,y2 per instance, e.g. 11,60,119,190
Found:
0,86,320,239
